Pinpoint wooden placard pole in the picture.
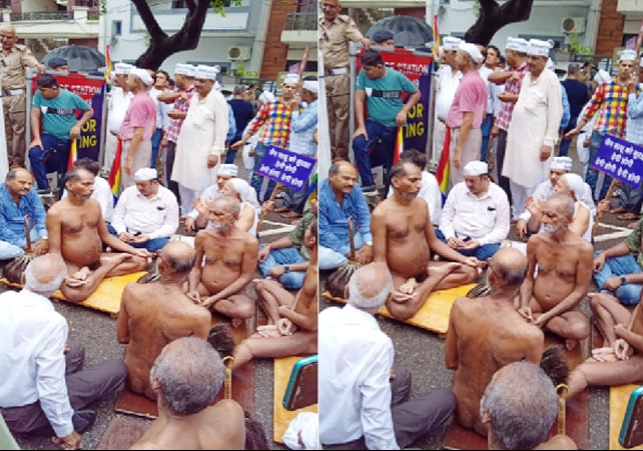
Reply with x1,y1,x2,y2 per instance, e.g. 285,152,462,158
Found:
592,178,618,238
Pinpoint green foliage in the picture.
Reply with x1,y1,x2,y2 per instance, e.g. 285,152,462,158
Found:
100,0,107,15
233,61,257,78
567,31,592,54
210,0,243,18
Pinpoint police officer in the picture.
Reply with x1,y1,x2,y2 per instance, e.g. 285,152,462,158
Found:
0,24,45,168
319,0,370,161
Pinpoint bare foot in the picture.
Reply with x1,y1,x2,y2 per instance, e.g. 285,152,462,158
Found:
431,262,461,280
565,338,578,351
399,278,418,295
102,252,132,266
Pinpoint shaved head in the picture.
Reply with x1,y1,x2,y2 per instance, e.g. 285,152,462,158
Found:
23,254,67,296
159,241,196,274
489,248,528,288
547,193,575,219
347,262,393,312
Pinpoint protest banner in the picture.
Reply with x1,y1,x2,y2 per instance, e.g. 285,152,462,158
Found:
255,145,316,192
591,134,643,190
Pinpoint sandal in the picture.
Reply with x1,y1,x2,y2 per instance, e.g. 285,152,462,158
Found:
617,212,640,221
272,207,291,213
609,207,629,214
281,211,303,219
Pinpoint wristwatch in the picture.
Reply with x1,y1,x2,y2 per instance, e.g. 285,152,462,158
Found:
621,275,628,285
284,265,291,273
365,241,373,246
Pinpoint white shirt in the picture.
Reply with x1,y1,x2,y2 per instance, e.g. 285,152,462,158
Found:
435,66,462,121
519,179,596,223
387,170,442,225
186,184,223,220
107,87,133,135
112,184,179,239
319,305,399,450
0,290,74,437
439,181,510,246
149,87,164,129
62,176,114,223
479,65,495,115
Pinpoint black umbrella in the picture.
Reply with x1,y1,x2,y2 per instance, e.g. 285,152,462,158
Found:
42,45,106,73
366,15,433,48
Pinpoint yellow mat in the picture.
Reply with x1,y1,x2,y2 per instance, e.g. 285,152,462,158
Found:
322,283,478,335
0,272,147,317
610,384,643,450
273,356,318,444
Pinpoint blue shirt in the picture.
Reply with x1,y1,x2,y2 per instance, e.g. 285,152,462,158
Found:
627,93,643,145
562,78,589,118
356,68,417,127
289,100,318,157
0,184,47,247
228,98,254,142
319,178,372,257
32,89,90,140
226,103,236,142
560,85,570,131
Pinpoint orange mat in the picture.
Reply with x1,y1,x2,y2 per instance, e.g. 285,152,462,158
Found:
610,384,643,450
273,356,318,444
0,272,147,317
114,316,255,418
322,283,477,335
442,334,589,450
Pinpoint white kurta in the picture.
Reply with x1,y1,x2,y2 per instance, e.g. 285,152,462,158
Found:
503,69,562,189
171,88,228,191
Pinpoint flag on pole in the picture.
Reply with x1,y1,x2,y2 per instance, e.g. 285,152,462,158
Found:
107,138,122,197
393,126,404,164
433,15,440,59
104,44,112,83
67,139,78,171
435,126,450,200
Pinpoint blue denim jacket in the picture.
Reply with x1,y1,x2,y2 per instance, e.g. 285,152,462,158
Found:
319,178,372,256
0,184,48,248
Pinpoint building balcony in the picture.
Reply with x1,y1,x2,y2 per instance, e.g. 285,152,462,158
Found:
281,12,317,47
1,7,98,39
339,0,424,7
617,0,643,17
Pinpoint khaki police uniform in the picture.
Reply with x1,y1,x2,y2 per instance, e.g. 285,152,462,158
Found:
319,14,364,160
1,44,39,167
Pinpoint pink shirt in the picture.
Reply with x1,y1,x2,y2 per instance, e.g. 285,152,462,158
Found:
447,70,487,129
118,91,157,141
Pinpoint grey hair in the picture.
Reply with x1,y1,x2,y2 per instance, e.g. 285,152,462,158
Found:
549,193,575,219
219,195,241,217
347,263,394,312
480,361,558,450
23,256,67,297
151,336,225,415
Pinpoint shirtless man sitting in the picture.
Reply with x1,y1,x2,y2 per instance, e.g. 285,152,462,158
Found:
371,161,481,320
519,194,592,350
46,167,150,303
117,241,211,400
187,196,257,327
445,247,544,436
566,290,643,399
130,336,246,450
233,220,318,369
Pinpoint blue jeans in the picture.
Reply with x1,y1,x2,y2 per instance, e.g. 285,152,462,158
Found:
585,131,612,201
250,142,276,202
28,133,71,190
258,245,307,289
352,119,397,189
558,118,577,157
107,224,170,253
435,229,501,262
150,128,163,168
594,252,643,306
480,115,493,163
319,232,365,270
0,229,41,260
225,149,238,164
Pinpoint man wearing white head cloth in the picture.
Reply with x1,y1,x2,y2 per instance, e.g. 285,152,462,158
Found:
183,163,239,233
157,63,196,203
231,73,303,202
105,63,134,174
171,65,229,216
432,36,463,166
117,67,157,191
516,156,595,238
488,37,530,204
566,48,642,201
446,42,488,187
110,167,179,252
438,161,510,261
503,39,562,221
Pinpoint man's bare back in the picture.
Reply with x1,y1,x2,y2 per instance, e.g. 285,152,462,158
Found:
130,399,246,450
117,282,211,400
445,296,544,436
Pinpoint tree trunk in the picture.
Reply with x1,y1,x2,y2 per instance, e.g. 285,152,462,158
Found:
464,0,535,46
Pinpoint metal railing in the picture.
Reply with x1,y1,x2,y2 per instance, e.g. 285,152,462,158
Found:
10,11,72,21
285,12,317,31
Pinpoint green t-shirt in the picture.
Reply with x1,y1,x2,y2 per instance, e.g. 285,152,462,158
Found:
356,67,417,127
625,218,643,269
288,211,315,261
32,89,90,139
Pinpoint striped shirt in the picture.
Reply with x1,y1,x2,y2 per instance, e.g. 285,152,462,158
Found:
494,62,528,131
581,81,642,138
164,85,195,143
246,100,303,148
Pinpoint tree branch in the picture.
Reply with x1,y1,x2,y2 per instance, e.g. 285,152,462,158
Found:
184,0,196,11
131,0,168,42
